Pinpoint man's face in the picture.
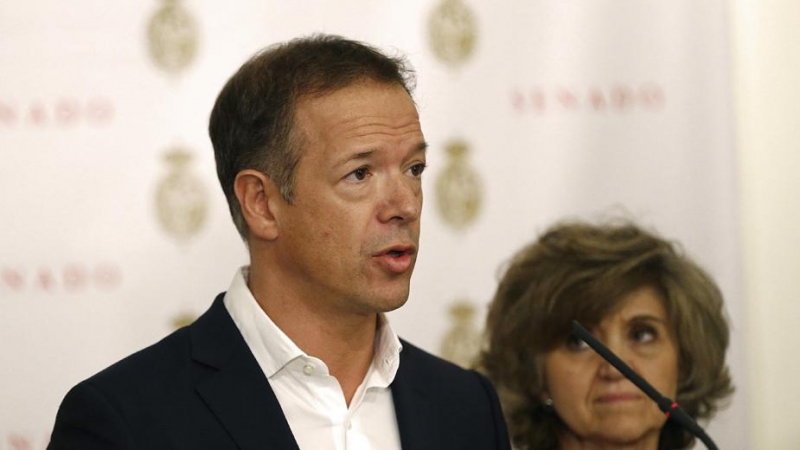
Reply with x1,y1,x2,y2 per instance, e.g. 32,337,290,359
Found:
271,80,426,316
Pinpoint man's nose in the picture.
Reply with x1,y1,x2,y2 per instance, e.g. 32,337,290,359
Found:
378,175,422,223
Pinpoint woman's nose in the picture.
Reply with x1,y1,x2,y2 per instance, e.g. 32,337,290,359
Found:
596,339,632,381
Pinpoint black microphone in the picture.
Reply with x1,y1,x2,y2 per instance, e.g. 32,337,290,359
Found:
570,320,719,450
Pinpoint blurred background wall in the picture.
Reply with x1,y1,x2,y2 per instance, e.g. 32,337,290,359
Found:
732,0,800,448
0,0,796,448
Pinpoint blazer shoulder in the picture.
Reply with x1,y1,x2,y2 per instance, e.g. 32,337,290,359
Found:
85,326,193,390
399,338,481,379
396,338,497,398
394,339,512,450
83,292,229,389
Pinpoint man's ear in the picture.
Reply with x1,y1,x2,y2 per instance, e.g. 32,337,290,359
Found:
233,169,282,241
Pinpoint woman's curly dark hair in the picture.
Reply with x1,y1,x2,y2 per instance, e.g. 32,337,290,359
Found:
476,220,733,449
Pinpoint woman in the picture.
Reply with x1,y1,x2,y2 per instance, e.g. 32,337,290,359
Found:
478,220,733,449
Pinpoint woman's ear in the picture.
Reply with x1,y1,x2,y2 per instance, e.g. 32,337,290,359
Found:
537,361,552,405
233,169,281,241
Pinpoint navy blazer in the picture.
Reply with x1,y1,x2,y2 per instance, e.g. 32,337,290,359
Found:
48,294,511,449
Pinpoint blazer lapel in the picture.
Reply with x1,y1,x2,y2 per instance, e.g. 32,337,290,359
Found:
391,344,441,450
190,295,299,450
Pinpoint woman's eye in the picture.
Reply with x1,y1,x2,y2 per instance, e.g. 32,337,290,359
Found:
346,167,369,181
566,333,589,351
408,163,426,177
631,326,657,344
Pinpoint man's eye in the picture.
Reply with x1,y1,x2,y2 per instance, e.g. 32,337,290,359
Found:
408,163,426,177
346,167,369,181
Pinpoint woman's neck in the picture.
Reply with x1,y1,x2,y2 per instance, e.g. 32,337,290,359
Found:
557,430,660,450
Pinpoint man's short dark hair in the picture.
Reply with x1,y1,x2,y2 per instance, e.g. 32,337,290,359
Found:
208,34,416,240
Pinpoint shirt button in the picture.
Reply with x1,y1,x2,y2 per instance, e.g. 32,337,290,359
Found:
345,420,352,430
303,364,314,375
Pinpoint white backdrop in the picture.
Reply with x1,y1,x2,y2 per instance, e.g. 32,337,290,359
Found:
0,1,747,448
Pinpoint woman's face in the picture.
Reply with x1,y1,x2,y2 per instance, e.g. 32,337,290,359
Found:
543,285,679,448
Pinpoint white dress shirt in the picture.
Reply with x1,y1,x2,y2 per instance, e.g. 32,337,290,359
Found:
223,267,403,450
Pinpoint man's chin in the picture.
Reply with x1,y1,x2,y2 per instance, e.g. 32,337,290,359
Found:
380,296,409,313
370,286,411,313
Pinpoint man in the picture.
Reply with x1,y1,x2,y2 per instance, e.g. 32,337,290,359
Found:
48,34,511,450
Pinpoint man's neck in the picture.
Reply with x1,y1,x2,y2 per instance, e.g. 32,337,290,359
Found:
247,264,377,406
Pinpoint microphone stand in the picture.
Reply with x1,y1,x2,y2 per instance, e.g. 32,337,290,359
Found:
570,320,719,450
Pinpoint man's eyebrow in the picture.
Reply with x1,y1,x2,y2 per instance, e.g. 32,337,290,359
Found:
334,142,427,168
334,150,375,168
398,141,428,161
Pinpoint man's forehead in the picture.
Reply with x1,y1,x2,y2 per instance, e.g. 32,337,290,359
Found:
295,85,418,133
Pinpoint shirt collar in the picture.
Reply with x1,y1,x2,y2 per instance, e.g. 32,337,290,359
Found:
223,266,303,377
371,313,403,387
223,266,404,383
